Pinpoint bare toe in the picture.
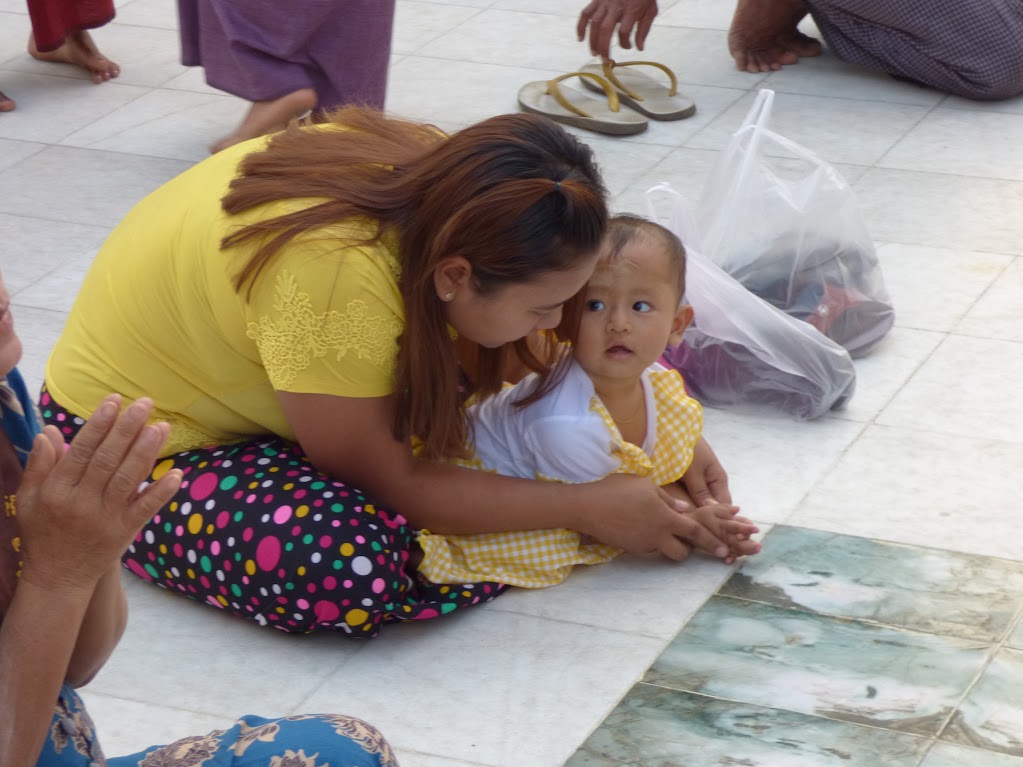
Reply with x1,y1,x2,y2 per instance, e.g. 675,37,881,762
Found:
0,90,14,112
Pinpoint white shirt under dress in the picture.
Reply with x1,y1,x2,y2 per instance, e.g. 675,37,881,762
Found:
417,360,704,588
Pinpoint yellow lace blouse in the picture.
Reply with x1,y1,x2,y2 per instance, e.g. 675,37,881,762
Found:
45,134,404,456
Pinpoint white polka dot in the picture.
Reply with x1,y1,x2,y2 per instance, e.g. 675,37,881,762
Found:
259,587,269,597
351,556,373,576
205,499,216,510
299,475,312,483
257,457,271,465
313,514,323,522
170,567,180,578
261,480,273,488
293,613,304,621
361,598,374,607
323,491,334,498
261,514,270,523
227,537,236,547
180,501,192,515
144,530,155,545
272,584,282,595
216,571,225,582
187,550,197,564
310,552,322,564
222,460,233,468
368,524,378,531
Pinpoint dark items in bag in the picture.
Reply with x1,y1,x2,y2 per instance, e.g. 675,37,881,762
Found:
731,238,895,358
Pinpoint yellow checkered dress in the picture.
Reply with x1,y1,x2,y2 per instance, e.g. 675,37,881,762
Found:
417,366,703,588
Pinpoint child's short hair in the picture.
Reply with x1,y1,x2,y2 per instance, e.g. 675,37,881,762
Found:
605,214,687,300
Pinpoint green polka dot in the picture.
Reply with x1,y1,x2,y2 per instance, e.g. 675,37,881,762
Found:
144,564,159,579
440,602,458,614
163,522,173,533
189,454,200,462
231,584,242,597
285,582,295,591
200,556,212,573
285,542,295,552
255,471,264,479
233,511,244,522
42,409,52,418
370,541,382,552
219,476,238,491
302,534,314,545
330,503,345,513
448,592,459,599
157,557,165,566
332,560,343,570
263,447,277,457
234,552,242,562
310,481,326,490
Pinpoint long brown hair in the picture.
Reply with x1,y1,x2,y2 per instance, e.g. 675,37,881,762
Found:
221,108,608,459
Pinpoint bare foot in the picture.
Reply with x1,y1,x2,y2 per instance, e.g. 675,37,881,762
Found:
728,0,823,73
0,89,14,112
28,30,120,83
210,88,318,154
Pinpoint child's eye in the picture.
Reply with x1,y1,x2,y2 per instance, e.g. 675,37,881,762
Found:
586,300,606,311
633,301,652,313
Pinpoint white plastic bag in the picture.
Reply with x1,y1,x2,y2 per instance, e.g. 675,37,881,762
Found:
698,89,894,358
647,183,856,420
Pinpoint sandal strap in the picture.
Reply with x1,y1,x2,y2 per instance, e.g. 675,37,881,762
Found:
601,59,679,101
546,72,620,119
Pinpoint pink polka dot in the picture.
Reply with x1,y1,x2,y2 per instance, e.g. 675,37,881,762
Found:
263,494,274,504
313,499,324,507
331,520,341,527
371,578,386,594
307,583,317,594
224,561,232,572
314,601,340,622
175,525,184,537
255,536,282,571
56,412,66,422
319,535,332,548
189,472,219,501
415,608,439,620
40,392,51,405
233,491,244,500
200,576,211,589
291,525,302,537
242,528,254,542
245,494,257,504
216,511,230,528
343,579,353,588
323,576,337,590
126,560,152,581
173,543,183,557
241,454,256,462
211,541,221,556
355,535,366,544
273,505,293,524
296,599,310,610
294,489,307,500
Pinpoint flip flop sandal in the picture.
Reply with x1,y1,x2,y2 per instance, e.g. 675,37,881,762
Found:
517,71,648,136
579,60,696,121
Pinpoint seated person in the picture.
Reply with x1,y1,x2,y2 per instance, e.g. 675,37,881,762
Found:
417,215,762,588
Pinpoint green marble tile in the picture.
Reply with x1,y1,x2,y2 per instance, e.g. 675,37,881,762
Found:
721,526,1023,642
943,648,1023,756
646,596,992,736
924,743,1023,767
566,683,929,767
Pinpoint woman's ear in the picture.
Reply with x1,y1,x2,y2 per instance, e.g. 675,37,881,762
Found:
432,256,473,302
668,303,694,346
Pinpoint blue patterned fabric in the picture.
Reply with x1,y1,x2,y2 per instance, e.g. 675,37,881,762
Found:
0,368,41,467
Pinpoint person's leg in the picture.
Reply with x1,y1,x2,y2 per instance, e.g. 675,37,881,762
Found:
0,89,14,112
25,0,119,83
108,714,399,767
804,0,1023,99
728,0,823,74
40,389,507,637
307,0,396,113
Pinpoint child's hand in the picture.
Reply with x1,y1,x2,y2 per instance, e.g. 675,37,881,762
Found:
687,504,761,564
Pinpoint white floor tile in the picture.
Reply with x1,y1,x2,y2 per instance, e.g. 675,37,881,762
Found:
658,0,736,30
686,90,931,166
393,751,492,767
394,1,483,56
0,213,106,296
0,145,191,227
700,408,866,524
853,168,1023,254
880,108,1023,181
877,334,1023,445
760,55,945,106
789,423,1023,561
87,575,364,719
299,609,664,767
114,0,181,31
61,88,248,162
0,137,44,172
956,257,1023,343
9,304,67,394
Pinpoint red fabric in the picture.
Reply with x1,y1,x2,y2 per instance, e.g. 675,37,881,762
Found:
26,0,115,52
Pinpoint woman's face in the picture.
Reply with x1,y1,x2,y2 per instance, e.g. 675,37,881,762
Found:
444,254,598,348
0,273,22,377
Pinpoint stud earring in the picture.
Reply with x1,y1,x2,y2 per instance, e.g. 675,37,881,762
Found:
443,292,454,302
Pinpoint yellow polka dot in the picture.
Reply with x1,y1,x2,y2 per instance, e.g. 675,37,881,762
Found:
245,560,256,576
297,566,307,576
365,504,376,515
462,591,471,598
152,459,175,480
402,605,412,612
159,544,167,555
269,466,279,473
187,568,196,580
206,524,214,535
346,608,369,626
439,586,450,594
217,595,228,606
187,513,203,535
295,505,310,518
169,501,179,512
339,542,355,557
276,606,286,614
248,482,258,490
284,483,294,491
198,461,208,469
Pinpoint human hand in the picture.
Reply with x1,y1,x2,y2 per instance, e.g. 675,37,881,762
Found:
17,395,182,594
577,0,659,59
687,504,760,564
579,473,730,561
682,436,732,507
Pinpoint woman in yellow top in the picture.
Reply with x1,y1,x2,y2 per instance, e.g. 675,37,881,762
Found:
42,108,735,637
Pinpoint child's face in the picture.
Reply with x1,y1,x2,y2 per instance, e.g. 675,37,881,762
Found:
573,239,691,386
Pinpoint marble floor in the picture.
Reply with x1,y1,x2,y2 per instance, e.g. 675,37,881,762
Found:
2,1,1023,766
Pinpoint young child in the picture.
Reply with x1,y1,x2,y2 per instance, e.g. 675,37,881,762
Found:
417,214,761,588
